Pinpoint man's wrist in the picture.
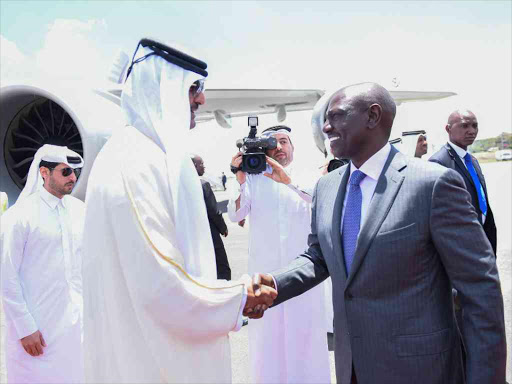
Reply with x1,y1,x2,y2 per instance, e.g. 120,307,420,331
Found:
230,165,241,175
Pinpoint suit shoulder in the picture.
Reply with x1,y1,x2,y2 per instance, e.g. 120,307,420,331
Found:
406,158,460,185
317,164,347,187
201,179,212,191
428,146,449,164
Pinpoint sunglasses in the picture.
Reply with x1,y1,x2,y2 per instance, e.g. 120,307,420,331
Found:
48,167,81,177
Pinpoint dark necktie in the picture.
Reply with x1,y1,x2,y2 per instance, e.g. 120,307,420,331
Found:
463,153,487,216
342,170,366,274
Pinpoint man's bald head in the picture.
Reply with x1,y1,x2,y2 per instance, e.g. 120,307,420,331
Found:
447,109,476,125
191,154,205,176
324,82,396,168
334,82,397,133
445,109,479,150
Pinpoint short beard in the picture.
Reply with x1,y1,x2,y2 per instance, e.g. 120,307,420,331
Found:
49,177,73,196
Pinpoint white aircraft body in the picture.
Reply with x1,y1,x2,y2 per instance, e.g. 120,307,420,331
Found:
0,75,455,204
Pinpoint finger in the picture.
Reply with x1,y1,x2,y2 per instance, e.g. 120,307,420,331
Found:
23,345,31,355
35,342,44,355
252,274,262,296
263,173,272,179
40,333,46,347
29,345,37,357
265,156,280,167
243,307,253,316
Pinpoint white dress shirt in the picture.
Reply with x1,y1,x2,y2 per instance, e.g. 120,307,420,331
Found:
341,143,392,231
1,187,85,340
448,141,486,223
1,187,85,383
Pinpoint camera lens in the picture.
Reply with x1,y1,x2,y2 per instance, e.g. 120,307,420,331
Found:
248,156,262,169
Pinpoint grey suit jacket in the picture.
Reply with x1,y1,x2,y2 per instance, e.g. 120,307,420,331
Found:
429,143,497,254
273,147,506,384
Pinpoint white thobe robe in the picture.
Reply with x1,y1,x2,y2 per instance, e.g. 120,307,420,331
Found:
82,126,246,384
1,188,85,384
228,169,331,384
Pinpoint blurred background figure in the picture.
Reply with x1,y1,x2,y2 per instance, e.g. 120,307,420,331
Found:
193,155,232,280
221,172,227,191
0,192,8,216
400,130,428,158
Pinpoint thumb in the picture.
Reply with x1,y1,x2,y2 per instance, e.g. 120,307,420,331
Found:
253,273,262,296
263,173,272,179
40,333,46,347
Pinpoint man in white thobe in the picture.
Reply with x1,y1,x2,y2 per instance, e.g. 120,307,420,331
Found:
0,192,8,215
82,38,276,384
228,126,331,384
396,130,428,158
1,145,85,384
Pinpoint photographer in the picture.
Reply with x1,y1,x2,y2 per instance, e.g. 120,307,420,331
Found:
228,125,330,384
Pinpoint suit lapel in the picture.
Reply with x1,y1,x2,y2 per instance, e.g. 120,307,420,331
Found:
345,148,407,289
446,144,475,189
471,156,487,190
332,165,350,278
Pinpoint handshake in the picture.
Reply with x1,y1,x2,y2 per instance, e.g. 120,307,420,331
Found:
242,273,277,319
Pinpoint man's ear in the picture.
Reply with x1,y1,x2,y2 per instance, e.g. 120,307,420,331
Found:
367,104,382,130
39,167,49,183
445,124,451,134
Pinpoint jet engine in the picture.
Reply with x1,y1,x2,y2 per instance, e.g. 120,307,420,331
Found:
0,82,124,204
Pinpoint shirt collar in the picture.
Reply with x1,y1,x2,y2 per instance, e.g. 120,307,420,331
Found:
350,142,391,181
448,141,467,159
39,186,65,210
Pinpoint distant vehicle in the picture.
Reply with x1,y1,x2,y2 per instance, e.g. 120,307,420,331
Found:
495,149,512,161
488,147,499,152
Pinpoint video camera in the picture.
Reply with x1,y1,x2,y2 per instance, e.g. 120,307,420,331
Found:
235,117,277,174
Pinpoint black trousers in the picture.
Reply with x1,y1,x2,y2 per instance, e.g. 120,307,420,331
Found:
215,245,231,280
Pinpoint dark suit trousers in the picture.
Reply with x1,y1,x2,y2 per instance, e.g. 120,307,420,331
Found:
215,245,231,280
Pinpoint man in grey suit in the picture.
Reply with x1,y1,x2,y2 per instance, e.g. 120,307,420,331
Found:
249,83,506,384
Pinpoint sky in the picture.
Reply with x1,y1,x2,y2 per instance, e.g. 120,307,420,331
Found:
1,0,511,178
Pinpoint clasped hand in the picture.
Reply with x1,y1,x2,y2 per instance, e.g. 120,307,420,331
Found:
243,273,277,319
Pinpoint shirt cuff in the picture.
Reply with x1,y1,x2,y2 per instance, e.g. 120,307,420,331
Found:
271,275,278,294
233,286,248,332
286,183,313,203
14,312,38,339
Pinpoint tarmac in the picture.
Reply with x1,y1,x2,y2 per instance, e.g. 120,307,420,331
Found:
0,161,510,383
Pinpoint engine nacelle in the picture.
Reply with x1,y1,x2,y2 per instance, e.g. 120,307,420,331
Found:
0,82,124,204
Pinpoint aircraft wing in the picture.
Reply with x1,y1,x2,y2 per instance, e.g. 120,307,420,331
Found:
389,90,456,105
97,88,455,129
196,89,325,127
96,87,326,128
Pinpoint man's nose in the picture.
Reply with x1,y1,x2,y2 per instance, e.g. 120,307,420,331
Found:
195,92,206,106
69,172,77,182
276,142,282,150
322,120,332,134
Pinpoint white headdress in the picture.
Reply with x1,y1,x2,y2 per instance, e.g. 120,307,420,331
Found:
398,130,427,157
16,144,84,205
121,40,215,279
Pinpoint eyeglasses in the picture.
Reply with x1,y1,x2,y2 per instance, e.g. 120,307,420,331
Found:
189,79,205,98
48,167,81,177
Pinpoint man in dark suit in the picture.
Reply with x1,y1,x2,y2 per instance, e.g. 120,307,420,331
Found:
248,83,506,384
192,155,231,280
429,110,497,255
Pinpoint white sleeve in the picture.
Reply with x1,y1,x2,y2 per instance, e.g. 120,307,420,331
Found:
227,177,252,222
89,181,248,338
287,183,313,204
0,210,38,339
